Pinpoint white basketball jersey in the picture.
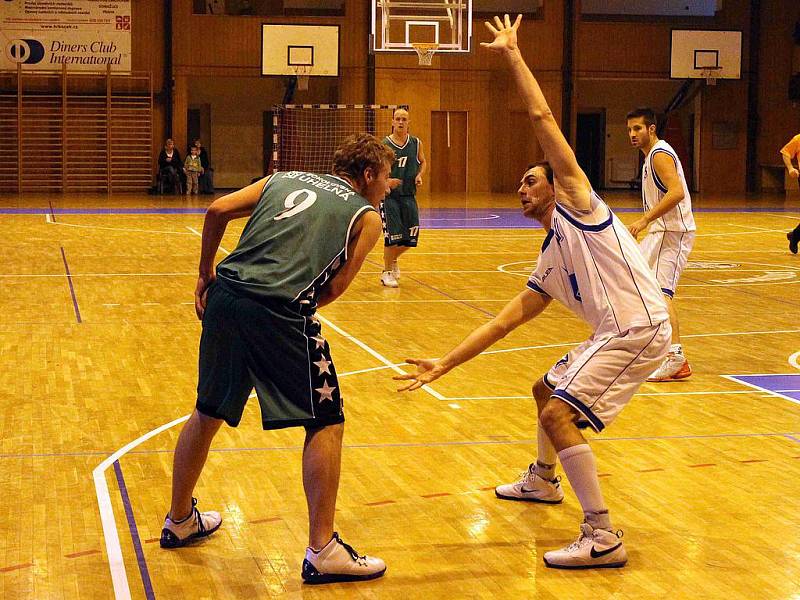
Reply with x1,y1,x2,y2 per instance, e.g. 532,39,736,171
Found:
528,193,669,338
642,140,695,233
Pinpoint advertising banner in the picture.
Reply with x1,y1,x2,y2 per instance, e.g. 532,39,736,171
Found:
0,0,132,72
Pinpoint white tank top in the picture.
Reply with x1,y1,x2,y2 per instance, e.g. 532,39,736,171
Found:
642,140,695,233
528,192,669,338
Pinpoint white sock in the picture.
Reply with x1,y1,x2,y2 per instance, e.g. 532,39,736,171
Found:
534,422,557,480
670,343,683,355
558,444,612,530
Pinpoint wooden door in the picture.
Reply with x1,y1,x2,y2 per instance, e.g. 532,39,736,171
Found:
430,110,467,194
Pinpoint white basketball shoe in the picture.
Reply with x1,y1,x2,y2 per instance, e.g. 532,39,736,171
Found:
543,523,627,569
647,352,692,382
380,270,399,288
160,497,222,548
302,532,387,584
494,464,564,504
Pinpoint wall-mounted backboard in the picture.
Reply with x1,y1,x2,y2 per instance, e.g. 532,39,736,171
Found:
261,24,339,77
670,29,742,80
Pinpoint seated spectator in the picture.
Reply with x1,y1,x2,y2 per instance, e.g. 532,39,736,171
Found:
192,139,214,194
157,139,183,194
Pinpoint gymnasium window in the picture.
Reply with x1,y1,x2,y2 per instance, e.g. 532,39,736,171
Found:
193,0,345,17
473,0,544,18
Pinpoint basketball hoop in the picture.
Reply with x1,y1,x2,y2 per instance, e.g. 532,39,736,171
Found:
700,66,722,86
292,65,310,91
412,43,439,66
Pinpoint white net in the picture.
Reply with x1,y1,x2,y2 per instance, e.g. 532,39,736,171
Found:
272,104,404,173
700,67,721,86
292,66,310,91
413,43,439,66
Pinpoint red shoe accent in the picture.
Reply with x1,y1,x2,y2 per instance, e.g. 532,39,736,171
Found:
670,360,692,380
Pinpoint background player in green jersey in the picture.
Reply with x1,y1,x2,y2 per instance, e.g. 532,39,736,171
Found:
380,107,427,287
161,134,393,584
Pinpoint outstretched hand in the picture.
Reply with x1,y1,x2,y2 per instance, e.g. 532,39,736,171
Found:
394,358,444,392
480,14,522,53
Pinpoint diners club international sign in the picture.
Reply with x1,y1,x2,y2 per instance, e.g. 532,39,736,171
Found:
1,0,132,72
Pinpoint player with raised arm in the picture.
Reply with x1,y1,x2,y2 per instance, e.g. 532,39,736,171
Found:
395,15,670,570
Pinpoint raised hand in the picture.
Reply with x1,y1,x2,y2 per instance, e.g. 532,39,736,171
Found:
394,358,443,392
480,13,522,53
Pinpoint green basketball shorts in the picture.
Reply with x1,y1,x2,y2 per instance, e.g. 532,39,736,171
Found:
196,282,344,430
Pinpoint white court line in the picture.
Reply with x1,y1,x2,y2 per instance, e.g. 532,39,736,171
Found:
48,220,195,235
316,314,445,400
338,363,406,376
45,212,52,223
764,212,800,220
93,414,191,600
727,224,782,232
695,229,786,238
789,351,800,371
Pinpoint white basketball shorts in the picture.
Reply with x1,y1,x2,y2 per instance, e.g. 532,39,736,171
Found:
543,322,671,432
639,230,695,298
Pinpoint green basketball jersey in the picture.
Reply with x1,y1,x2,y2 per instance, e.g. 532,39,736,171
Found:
384,134,420,198
216,171,375,314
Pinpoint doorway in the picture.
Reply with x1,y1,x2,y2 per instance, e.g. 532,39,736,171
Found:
187,104,211,156
576,109,605,190
430,111,467,194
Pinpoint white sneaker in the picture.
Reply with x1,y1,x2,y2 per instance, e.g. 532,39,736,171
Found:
380,270,399,288
302,532,386,584
160,498,222,548
543,523,627,569
494,464,564,504
647,352,692,382
391,261,400,281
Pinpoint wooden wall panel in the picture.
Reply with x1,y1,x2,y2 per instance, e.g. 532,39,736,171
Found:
757,0,800,181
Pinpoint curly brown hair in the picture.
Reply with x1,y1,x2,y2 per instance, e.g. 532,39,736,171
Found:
332,133,394,181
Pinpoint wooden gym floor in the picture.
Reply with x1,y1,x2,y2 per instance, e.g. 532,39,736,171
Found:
1,190,799,599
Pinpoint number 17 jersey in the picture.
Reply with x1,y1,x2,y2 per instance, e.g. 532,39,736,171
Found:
216,171,375,314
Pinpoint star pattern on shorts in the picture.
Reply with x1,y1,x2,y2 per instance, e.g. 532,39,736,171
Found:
313,356,332,375
311,335,326,350
315,380,337,402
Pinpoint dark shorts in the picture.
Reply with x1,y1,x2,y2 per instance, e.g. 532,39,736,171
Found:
196,282,344,430
381,195,419,247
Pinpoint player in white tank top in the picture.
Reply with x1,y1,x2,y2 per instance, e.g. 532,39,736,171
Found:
397,15,671,570
627,109,696,382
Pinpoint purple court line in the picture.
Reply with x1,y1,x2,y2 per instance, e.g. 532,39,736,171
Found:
59,247,82,323
113,460,156,600
0,208,208,215
784,434,800,445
